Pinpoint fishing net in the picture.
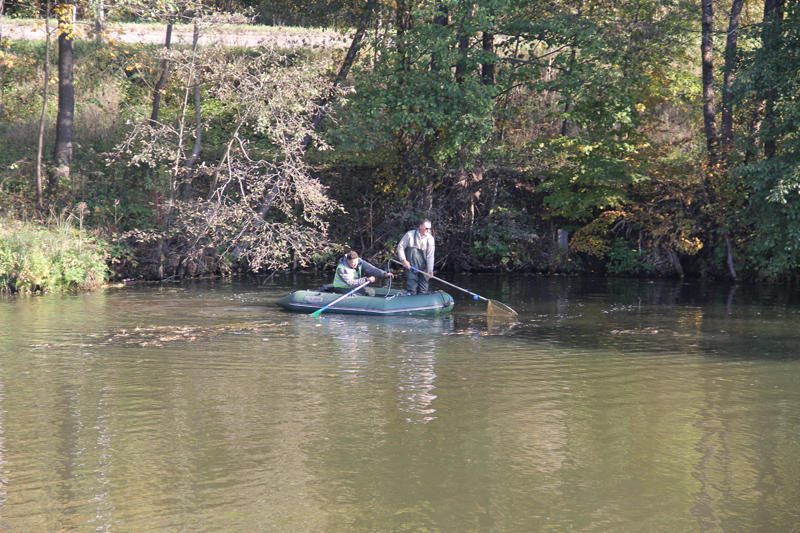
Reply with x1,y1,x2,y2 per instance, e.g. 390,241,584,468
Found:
487,299,518,318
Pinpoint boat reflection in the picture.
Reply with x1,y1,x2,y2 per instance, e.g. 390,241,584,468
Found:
315,316,453,424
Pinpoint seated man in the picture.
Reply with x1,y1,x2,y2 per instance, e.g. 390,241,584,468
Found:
333,250,394,295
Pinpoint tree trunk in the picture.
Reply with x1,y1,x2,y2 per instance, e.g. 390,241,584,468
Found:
762,0,784,159
721,0,744,152
455,21,469,84
420,2,447,215
170,12,202,216
430,3,448,73
745,0,784,162
184,20,202,171
396,0,412,72
744,100,765,163
560,1,583,137
93,0,105,42
700,0,732,278
701,0,718,165
150,21,173,124
393,0,414,191
52,0,75,187
560,49,576,136
667,248,684,278
36,1,52,208
481,32,495,86
725,234,737,280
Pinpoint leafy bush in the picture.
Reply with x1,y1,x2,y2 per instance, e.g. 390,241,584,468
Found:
470,207,541,270
0,218,108,293
571,214,655,276
607,238,653,276
570,211,625,257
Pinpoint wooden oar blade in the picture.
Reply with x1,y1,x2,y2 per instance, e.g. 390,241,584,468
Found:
487,299,518,318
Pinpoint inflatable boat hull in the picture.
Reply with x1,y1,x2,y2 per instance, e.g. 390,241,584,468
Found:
276,287,454,317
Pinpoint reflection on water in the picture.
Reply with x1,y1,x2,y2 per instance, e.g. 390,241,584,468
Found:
397,334,438,424
316,316,454,424
0,277,799,531
0,380,7,520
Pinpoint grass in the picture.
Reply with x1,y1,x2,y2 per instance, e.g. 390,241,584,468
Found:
0,216,109,294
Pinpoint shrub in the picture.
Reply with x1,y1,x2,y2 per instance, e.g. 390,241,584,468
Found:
606,238,653,276
0,217,108,293
470,207,541,271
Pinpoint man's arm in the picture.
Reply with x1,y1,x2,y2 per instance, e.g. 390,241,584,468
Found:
396,231,409,262
425,237,435,274
360,260,388,278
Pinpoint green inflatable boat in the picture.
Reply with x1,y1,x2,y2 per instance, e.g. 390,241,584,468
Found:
276,286,454,317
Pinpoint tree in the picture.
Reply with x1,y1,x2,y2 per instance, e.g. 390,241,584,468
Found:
252,0,377,221
341,1,497,209
701,0,718,165
150,20,174,124
0,0,4,121
735,0,799,279
721,0,744,152
88,0,105,41
36,1,53,208
110,24,343,275
760,0,784,160
52,0,75,185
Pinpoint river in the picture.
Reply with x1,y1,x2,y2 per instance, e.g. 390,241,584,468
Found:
1,275,798,531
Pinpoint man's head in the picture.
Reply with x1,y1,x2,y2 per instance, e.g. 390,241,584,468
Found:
418,219,432,235
346,250,360,268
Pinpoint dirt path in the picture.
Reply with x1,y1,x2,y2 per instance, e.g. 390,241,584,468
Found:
1,19,349,49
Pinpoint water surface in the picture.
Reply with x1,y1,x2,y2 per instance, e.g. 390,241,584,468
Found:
1,276,799,531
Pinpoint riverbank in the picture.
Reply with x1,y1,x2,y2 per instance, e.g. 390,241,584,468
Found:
0,217,108,293
3,5,798,284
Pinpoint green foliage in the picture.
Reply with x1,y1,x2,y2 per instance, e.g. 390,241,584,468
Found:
731,2,800,280
570,215,655,276
332,1,497,195
570,211,655,275
3,0,800,281
469,207,540,270
0,38,156,224
0,217,108,293
510,1,694,224
535,137,647,221
607,239,653,276
739,160,800,280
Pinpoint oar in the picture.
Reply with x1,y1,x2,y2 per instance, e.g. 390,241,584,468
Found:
310,280,371,318
390,259,518,318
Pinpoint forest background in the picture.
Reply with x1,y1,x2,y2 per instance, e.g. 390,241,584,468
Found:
1,0,798,292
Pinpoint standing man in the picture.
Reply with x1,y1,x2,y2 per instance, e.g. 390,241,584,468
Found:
396,219,435,294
